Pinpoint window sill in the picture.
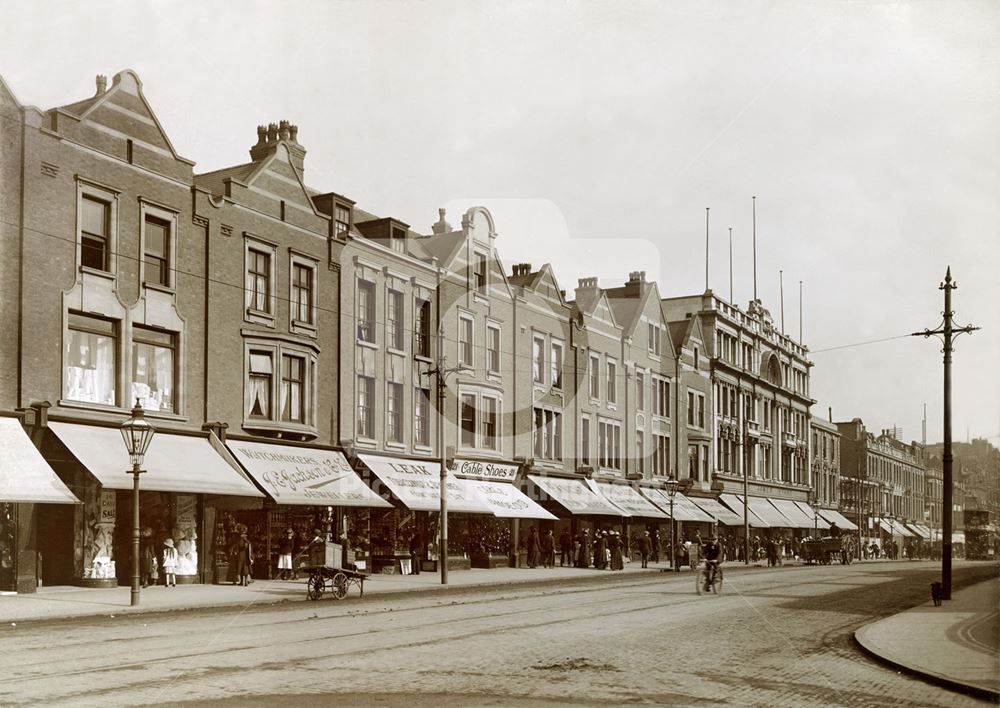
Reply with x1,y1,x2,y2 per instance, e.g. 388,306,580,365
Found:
387,347,405,357
290,320,318,338
58,399,127,414
413,444,433,454
79,265,115,281
142,409,187,423
356,339,379,350
473,293,490,306
245,309,275,327
143,282,175,296
385,441,406,451
414,353,433,363
241,420,318,441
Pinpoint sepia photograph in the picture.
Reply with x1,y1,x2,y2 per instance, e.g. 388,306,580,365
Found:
0,1,997,706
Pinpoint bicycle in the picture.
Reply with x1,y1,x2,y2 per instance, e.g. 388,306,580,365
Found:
696,560,723,595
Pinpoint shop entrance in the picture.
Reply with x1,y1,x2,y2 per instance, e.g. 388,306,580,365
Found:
36,504,75,587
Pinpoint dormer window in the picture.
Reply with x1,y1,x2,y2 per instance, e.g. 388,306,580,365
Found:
335,206,351,237
391,227,406,254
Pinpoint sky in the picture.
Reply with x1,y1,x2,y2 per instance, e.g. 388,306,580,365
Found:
2,0,998,445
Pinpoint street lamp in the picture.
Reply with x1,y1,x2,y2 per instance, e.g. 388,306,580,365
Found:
808,490,819,537
120,399,155,606
665,477,679,572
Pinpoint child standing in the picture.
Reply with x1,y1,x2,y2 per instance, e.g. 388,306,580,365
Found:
162,538,178,587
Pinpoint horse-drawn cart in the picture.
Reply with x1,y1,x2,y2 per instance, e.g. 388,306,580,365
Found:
801,537,851,565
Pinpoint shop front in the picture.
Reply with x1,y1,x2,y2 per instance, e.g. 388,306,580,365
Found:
640,487,715,562
0,418,80,593
357,453,492,573
452,458,555,568
524,474,623,567
224,439,393,581
44,422,263,587
816,508,858,531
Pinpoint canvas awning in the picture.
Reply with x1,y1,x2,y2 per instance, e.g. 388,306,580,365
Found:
904,522,932,540
951,531,965,544
816,508,859,531
640,488,715,523
461,479,556,519
226,440,391,507
794,501,830,530
358,454,490,514
745,496,795,528
688,496,746,526
587,480,667,519
48,422,263,497
526,475,622,516
0,418,79,504
889,519,915,537
719,493,770,528
769,499,815,529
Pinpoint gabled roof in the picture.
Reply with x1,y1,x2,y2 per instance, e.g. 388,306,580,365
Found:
195,142,323,217
510,263,568,308
572,288,620,329
669,314,705,355
53,70,192,165
414,229,466,267
193,162,255,196
603,278,667,339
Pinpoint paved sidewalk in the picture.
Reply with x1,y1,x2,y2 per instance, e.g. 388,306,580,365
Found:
0,561,678,623
855,578,1000,700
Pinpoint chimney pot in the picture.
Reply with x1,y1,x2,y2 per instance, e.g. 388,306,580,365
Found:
289,124,299,142
279,120,290,140
95,75,107,95
267,123,278,142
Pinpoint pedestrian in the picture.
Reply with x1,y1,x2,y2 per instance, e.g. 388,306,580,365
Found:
577,529,591,568
540,529,555,568
558,530,573,566
766,537,778,567
409,531,423,575
609,531,623,571
233,530,253,585
140,527,157,588
278,528,296,580
638,530,652,568
594,531,607,570
162,538,178,587
650,530,660,563
526,526,540,568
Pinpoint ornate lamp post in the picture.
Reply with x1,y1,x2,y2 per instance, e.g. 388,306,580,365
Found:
665,477,679,572
808,490,819,537
120,399,155,606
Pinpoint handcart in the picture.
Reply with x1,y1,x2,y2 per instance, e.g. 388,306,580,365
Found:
301,564,367,600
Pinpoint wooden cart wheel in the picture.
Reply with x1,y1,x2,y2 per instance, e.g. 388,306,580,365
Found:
307,573,325,600
332,572,349,600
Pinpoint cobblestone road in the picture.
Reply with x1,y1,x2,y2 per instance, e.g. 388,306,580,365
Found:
1,562,994,707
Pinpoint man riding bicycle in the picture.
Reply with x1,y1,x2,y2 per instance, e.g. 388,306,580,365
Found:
701,535,722,592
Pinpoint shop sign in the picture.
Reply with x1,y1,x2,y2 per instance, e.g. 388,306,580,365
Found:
176,494,197,525
99,489,116,523
359,454,488,513
228,442,391,507
453,459,518,482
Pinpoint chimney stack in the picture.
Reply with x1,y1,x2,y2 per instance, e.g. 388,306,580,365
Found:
432,208,452,234
250,120,307,174
95,75,107,95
